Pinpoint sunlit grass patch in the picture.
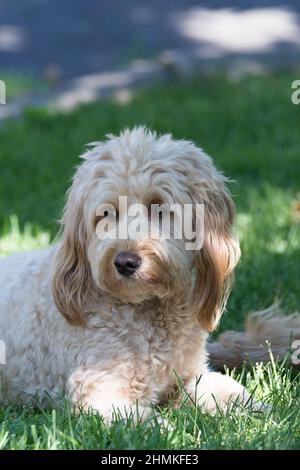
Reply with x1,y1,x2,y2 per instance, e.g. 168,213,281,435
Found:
0,215,50,257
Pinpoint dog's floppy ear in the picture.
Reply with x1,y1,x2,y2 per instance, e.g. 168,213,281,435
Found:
191,175,240,332
51,176,94,326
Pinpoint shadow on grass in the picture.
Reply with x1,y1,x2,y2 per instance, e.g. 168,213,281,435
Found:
0,74,299,232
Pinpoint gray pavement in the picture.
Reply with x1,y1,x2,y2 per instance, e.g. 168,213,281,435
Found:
1,0,300,79
1,0,300,119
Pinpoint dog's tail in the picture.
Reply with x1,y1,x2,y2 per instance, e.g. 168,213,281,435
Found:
207,303,300,370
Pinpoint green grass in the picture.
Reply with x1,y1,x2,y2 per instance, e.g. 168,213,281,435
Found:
0,73,299,449
0,72,47,101
0,362,299,450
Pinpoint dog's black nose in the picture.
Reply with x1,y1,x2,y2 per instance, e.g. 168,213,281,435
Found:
114,252,141,277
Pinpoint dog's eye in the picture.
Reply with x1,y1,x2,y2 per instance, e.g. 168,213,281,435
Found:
149,199,163,209
103,209,119,218
94,208,119,228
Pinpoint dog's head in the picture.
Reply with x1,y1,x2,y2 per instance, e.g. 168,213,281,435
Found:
52,127,240,332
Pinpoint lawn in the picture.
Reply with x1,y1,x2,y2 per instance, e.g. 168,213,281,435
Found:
0,73,299,449
0,72,47,101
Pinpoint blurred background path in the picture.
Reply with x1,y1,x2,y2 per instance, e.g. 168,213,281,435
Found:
1,0,300,116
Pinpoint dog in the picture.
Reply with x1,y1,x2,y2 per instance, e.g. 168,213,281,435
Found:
0,127,298,422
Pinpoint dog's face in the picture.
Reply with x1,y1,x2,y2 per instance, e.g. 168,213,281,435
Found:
52,128,240,332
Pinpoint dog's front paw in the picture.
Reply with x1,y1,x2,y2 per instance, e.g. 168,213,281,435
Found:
192,372,260,414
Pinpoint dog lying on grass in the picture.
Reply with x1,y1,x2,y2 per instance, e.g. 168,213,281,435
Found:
0,127,298,421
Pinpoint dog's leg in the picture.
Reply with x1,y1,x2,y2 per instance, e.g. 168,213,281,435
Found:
185,372,260,414
67,367,153,424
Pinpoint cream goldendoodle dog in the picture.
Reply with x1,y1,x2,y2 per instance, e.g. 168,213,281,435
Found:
0,127,298,421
